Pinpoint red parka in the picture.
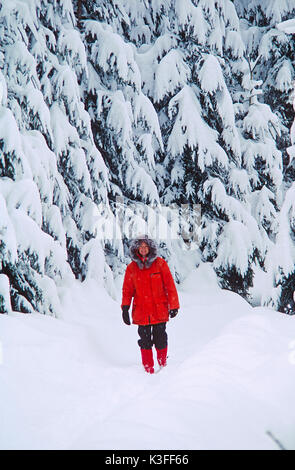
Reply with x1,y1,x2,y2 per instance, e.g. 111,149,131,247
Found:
121,236,180,325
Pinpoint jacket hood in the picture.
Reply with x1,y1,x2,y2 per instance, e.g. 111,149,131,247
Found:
129,234,158,269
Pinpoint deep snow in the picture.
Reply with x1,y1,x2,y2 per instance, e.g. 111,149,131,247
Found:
1,263,295,450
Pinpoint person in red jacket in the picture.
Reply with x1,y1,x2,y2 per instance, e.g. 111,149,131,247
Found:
121,234,180,374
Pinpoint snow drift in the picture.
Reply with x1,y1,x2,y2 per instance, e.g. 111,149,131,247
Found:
1,264,294,450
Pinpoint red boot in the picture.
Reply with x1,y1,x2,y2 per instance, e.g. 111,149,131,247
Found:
140,348,154,374
156,346,168,368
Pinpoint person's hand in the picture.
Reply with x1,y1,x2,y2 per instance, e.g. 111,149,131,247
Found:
169,309,178,318
122,305,131,325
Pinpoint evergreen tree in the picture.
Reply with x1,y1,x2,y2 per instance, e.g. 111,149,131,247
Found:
1,0,294,313
0,0,116,315
121,0,266,298
262,182,295,313
235,0,295,306
235,0,295,173
80,1,190,278
262,17,295,313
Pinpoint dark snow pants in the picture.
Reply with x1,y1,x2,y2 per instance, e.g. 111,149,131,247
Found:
137,322,167,350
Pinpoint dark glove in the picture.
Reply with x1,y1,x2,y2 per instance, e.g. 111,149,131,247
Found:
122,305,131,325
169,309,178,318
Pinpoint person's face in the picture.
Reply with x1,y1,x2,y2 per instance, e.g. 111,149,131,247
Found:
138,242,149,257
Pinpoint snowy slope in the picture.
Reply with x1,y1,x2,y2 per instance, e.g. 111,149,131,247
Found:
1,263,295,450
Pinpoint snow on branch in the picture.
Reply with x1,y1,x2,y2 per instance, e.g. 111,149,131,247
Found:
213,219,254,277
199,55,224,94
167,85,229,171
154,49,190,103
133,92,163,149
243,103,281,141
57,29,88,78
277,18,295,34
175,0,207,44
85,20,141,90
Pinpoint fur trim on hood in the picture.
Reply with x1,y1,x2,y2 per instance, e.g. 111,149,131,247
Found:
129,234,158,269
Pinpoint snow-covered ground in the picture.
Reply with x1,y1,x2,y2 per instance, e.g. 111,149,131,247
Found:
1,263,295,450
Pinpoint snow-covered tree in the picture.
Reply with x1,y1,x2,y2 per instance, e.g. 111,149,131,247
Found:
119,0,266,297
235,56,283,241
236,0,295,168
261,18,295,313
79,1,193,278
70,0,284,298
233,0,295,306
1,0,294,314
82,18,162,206
262,182,295,313
0,0,117,315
